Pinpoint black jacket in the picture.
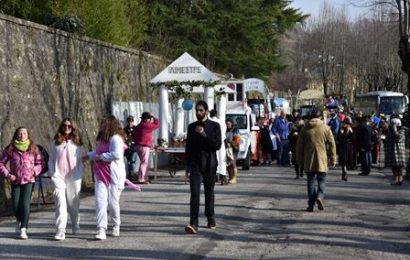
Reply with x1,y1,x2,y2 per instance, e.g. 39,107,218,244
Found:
186,119,222,174
355,124,372,151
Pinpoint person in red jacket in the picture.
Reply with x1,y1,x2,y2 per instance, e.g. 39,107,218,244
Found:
132,112,160,184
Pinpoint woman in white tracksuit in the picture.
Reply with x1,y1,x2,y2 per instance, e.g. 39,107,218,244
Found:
83,116,127,240
49,118,84,241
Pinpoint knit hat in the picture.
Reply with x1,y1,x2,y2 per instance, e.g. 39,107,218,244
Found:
391,118,402,127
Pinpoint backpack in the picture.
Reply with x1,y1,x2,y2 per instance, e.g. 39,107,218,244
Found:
36,145,49,175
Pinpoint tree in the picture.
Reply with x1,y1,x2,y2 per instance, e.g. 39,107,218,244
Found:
142,0,307,77
288,1,404,99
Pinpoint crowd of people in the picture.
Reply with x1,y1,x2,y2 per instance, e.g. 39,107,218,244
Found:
0,97,408,238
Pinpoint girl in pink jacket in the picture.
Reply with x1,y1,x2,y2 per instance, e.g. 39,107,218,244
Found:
0,127,43,239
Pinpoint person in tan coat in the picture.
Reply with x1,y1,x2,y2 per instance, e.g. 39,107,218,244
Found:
296,109,336,212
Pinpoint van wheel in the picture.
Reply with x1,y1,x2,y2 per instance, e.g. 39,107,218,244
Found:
242,149,251,170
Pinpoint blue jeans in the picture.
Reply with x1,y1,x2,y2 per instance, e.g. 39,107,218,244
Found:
277,139,289,166
307,172,326,209
11,183,34,228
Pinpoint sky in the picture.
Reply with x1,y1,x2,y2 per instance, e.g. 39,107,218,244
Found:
289,0,369,19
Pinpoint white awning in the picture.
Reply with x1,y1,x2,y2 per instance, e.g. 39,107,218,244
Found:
150,52,219,84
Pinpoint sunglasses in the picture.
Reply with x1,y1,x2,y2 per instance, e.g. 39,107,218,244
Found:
63,124,72,129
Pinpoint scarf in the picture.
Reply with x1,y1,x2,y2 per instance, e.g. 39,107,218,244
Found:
14,139,30,152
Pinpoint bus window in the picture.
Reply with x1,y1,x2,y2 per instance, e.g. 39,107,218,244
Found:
380,96,406,114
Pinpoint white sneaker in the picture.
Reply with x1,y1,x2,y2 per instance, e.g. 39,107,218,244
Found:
112,226,120,237
95,228,106,240
72,224,80,235
54,229,65,241
20,228,28,240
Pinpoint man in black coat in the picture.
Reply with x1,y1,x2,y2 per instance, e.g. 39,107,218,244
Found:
355,116,372,175
185,100,222,234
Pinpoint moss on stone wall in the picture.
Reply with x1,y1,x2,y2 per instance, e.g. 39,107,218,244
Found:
0,13,166,212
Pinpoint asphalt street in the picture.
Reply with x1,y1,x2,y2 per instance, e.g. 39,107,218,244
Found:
1,165,410,259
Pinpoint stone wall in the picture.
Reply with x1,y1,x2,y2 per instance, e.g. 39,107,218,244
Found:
0,13,165,209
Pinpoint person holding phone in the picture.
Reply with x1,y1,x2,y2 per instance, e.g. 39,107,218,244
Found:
185,101,222,234
132,112,160,184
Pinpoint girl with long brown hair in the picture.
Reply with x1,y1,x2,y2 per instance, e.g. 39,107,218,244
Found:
48,118,85,240
83,115,127,240
0,127,43,239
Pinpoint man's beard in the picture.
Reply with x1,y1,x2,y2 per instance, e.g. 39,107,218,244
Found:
196,114,205,121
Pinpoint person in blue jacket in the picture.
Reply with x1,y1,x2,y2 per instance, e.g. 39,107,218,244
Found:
271,110,290,166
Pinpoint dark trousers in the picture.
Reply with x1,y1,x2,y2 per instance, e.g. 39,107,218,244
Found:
11,183,34,228
295,164,303,177
189,166,216,227
359,150,372,174
125,149,137,178
277,139,289,166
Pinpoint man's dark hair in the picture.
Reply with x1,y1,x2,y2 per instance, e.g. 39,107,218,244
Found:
310,109,322,119
127,115,134,122
195,100,209,111
210,109,217,117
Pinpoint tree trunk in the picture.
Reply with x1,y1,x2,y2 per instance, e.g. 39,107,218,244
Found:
398,36,410,125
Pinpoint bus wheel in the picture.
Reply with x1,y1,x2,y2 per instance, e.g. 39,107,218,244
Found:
242,149,251,170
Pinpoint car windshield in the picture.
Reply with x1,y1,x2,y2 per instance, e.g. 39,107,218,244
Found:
379,96,406,114
226,114,247,129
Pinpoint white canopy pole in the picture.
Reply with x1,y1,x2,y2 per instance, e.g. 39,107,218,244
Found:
159,85,169,143
217,93,227,176
174,98,184,138
204,87,214,110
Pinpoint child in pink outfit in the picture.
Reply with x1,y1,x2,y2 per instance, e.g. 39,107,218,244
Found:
0,127,43,240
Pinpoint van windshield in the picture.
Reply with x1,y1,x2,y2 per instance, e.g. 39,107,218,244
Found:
226,114,247,129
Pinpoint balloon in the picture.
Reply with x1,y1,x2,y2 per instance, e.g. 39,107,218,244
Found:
182,99,193,111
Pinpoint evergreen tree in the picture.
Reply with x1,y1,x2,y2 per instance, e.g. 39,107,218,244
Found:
143,0,307,77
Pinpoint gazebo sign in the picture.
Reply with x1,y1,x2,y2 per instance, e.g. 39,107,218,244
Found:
150,52,219,83
244,78,265,93
168,66,201,74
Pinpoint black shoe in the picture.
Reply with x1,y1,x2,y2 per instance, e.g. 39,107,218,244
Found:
207,222,216,230
391,181,402,186
207,217,216,229
185,224,198,234
300,173,304,178
306,207,314,212
316,198,324,211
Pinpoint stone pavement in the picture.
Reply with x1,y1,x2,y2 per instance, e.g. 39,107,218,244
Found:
1,165,410,259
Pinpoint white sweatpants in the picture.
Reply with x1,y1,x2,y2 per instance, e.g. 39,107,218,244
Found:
52,173,82,231
95,180,122,230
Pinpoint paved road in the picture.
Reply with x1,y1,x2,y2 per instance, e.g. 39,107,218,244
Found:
1,165,410,259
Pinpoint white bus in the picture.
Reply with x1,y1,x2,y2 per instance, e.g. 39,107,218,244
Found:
354,91,409,117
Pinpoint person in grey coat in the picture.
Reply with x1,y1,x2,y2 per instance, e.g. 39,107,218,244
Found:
384,118,407,185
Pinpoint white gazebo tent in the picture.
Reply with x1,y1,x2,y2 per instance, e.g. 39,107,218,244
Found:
150,52,221,143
